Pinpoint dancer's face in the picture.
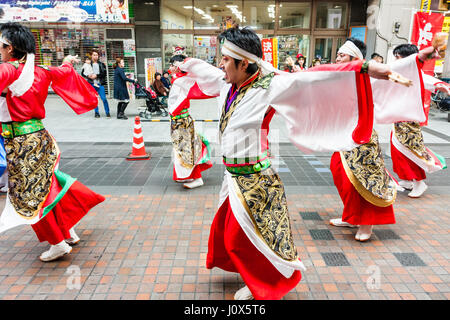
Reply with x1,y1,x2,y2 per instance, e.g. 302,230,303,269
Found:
219,55,249,86
0,43,13,62
336,52,352,64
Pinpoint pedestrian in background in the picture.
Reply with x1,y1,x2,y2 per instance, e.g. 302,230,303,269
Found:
371,52,384,64
161,71,171,92
153,72,168,106
81,49,110,118
113,57,136,120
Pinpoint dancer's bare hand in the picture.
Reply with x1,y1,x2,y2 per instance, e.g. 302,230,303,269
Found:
418,46,441,62
63,54,80,65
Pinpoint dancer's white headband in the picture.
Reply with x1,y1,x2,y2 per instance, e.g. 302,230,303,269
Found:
0,35,11,46
220,39,279,76
0,34,35,97
338,40,364,60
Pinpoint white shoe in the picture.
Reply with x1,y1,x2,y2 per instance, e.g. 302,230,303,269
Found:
183,178,203,189
329,218,358,228
356,225,373,242
408,180,427,198
234,286,254,300
398,180,413,190
175,179,193,183
39,241,72,262
0,186,7,193
65,228,80,246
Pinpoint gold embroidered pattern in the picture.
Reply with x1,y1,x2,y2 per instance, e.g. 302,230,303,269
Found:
4,130,58,219
342,130,396,206
394,121,433,162
233,167,298,262
170,115,202,169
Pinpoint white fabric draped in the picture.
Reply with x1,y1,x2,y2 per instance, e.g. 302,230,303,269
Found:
371,54,426,124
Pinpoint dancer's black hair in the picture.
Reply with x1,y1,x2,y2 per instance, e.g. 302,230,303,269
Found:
218,27,262,74
393,44,419,58
0,22,36,58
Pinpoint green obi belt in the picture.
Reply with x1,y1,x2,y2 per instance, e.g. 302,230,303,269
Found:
170,109,189,120
1,119,45,139
223,151,271,175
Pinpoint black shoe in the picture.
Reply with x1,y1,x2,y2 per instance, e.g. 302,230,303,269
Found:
95,113,100,118
106,114,111,118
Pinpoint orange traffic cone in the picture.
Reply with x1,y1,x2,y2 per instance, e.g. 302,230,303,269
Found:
126,116,151,161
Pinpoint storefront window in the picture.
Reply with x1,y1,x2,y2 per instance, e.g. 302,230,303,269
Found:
277,35,310,71
279,1,311,29
315,2,348,29
314,38,333,63
194,35,217,65
161,0,193,30
162,33,193,70
194,0,243,30
242,1,275,30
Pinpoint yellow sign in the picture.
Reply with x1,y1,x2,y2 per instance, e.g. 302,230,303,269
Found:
421,0,431,11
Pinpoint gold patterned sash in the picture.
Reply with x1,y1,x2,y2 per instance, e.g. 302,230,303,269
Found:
232,167,298,262
341,130,396,207
170,115,202,169
4,130,59,219
394,121,433,163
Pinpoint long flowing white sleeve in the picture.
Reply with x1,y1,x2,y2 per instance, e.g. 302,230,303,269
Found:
267,60,373,153
371,54,426,124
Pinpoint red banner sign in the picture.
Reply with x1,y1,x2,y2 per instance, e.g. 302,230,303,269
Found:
410,11,444,75
261,38,278,68
410,11,444,126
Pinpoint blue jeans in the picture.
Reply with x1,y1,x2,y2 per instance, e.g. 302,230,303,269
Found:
91,84,110,115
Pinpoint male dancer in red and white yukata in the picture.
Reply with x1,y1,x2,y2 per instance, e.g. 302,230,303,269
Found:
390,44,448,198
328,38,442,242
0,23,105,262
169,27,434,300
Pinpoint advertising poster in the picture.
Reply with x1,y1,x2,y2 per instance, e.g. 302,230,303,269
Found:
144,58,163,89
262,38,279,69
0,0,129,23
124,39,136,57
125,72,135,100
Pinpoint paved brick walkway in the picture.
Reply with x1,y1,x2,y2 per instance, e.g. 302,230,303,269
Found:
0,172,448,300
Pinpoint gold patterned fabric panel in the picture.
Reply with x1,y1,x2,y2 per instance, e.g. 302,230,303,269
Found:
170,115,202,169
233,167,298,262
342,130,395,202
394,121,432,162
4,130,58,219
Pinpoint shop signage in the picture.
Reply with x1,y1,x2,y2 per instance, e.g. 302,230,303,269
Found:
144,58,162,89
261,38,278,69
0,0,129,23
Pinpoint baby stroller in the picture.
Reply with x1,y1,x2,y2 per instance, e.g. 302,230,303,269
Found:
134,80,168,119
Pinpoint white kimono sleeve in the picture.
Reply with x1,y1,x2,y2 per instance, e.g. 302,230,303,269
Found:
267,65,371,153
168,58,225,114
371,54,426,124
422,73,450,94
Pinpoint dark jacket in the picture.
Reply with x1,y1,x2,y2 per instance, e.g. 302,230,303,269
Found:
81,61,107,86
153,79,166,97
161,77,171,89
113,67,135,100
